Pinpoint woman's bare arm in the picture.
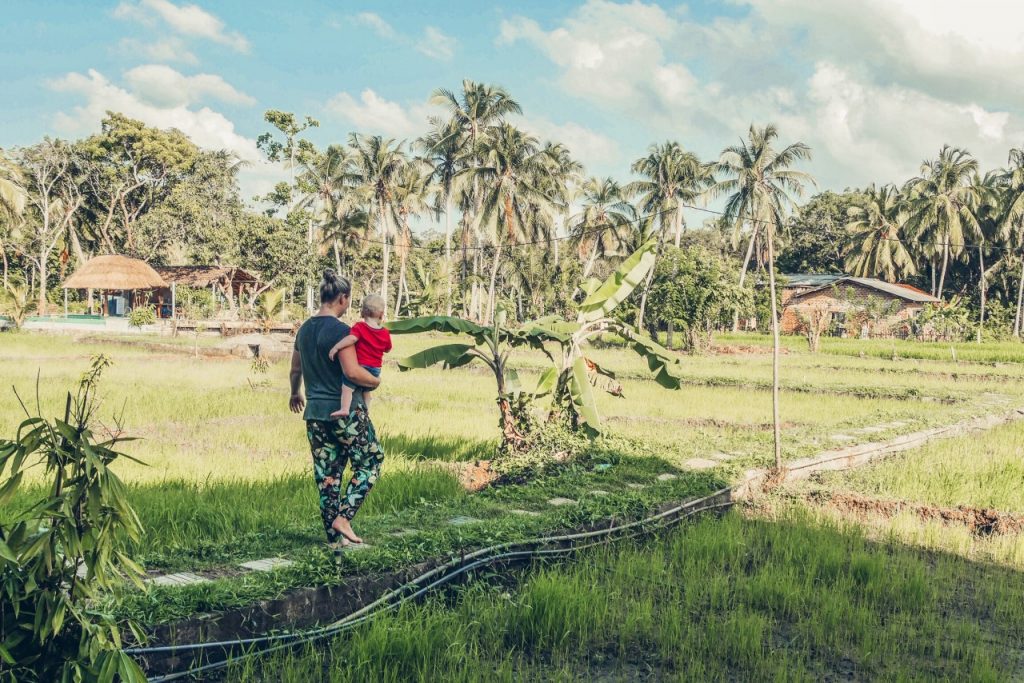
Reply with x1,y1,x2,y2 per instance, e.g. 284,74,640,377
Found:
338,345,381,388
288,349,305,413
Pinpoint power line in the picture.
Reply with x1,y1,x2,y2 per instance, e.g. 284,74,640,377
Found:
339,200,1024,257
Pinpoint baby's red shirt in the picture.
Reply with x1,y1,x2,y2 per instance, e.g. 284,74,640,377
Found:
351,321,392,368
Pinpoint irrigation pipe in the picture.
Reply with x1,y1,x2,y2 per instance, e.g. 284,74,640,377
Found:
135,493,736,681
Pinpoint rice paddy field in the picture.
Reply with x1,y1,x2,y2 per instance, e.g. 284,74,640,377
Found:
2,328,1024,679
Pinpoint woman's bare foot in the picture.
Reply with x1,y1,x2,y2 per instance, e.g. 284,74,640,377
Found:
332,515,362,544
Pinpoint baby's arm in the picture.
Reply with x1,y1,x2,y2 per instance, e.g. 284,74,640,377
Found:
328,334,359,361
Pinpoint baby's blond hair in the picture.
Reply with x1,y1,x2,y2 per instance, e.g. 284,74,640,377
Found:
361,293,385,319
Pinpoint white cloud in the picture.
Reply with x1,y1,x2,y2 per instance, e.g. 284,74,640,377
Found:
794,62,1022,188
123,64,255,107
417,26,456,61
49,68,261,162
517,116,619,170
118,36,199,65
500,0,1024,192
114,0,249,53
326,89,438,139
354,12,396,39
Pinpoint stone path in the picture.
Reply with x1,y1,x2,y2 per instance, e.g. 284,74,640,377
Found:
547,497,577,506
240,557,293,572
148,572,208,587
448,515,481,526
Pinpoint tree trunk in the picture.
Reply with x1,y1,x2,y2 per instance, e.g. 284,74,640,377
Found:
733,224,758,331
977,247,986,344
486,244,502,323
666,320,674,349
766,223,783,471
444,199,453,316
930,260,936,297
1,247,7,288
1015,259,1024,339
38,243,48,315
637,232,665,331
306,218,315,311
937,241,949,300
673,205,683,248
582,241,599,278
333,240,341,272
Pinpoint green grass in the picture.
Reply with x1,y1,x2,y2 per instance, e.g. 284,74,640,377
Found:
828,419,1024,513
719,331,1024,364
225,509,1024,682
2,329,1021,622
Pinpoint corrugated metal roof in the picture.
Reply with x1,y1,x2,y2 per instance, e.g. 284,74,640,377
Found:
783,274,940,303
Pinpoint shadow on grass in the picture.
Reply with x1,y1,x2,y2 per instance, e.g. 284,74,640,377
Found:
381,431,498,462
223,508,1024,683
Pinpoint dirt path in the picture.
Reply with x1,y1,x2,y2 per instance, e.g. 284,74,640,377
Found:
802,490,1024,536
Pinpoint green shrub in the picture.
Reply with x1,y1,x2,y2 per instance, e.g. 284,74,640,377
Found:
0,356,147,682
127,305,156,328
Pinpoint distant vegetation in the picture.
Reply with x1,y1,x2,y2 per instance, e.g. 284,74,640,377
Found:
3,81,1024,343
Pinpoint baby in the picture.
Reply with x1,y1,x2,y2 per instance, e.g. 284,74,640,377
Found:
328,293,392,418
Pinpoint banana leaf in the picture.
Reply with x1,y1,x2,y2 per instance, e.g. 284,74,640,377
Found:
387,315,490,343
569,356,600,435
615,323,684,390
534,366,558,397
396,343,477,372
577,240,656,323
584,357,624,397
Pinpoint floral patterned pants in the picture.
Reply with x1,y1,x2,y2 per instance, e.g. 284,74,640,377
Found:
305,408,385,542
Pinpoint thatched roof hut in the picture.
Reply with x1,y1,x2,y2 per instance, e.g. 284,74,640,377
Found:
63,255,167,290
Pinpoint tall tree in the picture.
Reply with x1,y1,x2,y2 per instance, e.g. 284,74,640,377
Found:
418,118,465,314
844,184,916,282
905,145,981,299
349,134,408,316
77,113,197,257
257,110,320,308
1002,147,1024,337
628,142,714,329
713,124,813,469
461,124,556,322
0,152,27,287
431,80,522,320
569,177,637,278
390,161,435,314
18,139,84,313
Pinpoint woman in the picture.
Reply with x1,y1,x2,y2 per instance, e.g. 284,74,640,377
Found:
289,270,384,548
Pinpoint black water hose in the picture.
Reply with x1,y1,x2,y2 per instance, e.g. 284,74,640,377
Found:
135,490,736,682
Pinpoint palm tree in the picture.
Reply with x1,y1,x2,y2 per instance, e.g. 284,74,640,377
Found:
1002,147,1024,337
431,81,522,320
390,161,435,314
844,184,916,282
349,134,408,316
970,170,1005,343
417,118,465,314
628,142,714,328
297,144,361,273
713,124,813,469
569,178,637,278
905,145,981,299
461,124,557,322
0,153,27,288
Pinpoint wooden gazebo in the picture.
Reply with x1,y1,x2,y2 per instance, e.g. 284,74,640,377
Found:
62,255,167,317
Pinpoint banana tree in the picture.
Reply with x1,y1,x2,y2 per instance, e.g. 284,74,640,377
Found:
388,241,684,445
387,307,556,451
527,240,683,434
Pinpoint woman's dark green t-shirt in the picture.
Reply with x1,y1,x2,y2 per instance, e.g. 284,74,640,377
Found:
295,315,364,421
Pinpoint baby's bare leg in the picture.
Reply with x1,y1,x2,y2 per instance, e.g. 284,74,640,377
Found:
332,385,354,418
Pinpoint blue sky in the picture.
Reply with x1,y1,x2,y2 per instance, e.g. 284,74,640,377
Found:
4,0,1024,224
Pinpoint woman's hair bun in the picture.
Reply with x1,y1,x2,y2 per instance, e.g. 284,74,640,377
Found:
319,269,351,304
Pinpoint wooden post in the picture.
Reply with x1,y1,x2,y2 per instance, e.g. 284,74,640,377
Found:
63,288,68,318
171,282,177,320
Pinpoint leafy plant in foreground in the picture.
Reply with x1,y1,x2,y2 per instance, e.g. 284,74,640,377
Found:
389,241,685,448
0,356,147,682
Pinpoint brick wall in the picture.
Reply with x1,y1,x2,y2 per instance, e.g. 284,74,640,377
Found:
781,283,923,336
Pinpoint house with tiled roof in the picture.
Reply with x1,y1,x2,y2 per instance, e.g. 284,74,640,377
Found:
780,274,941,337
